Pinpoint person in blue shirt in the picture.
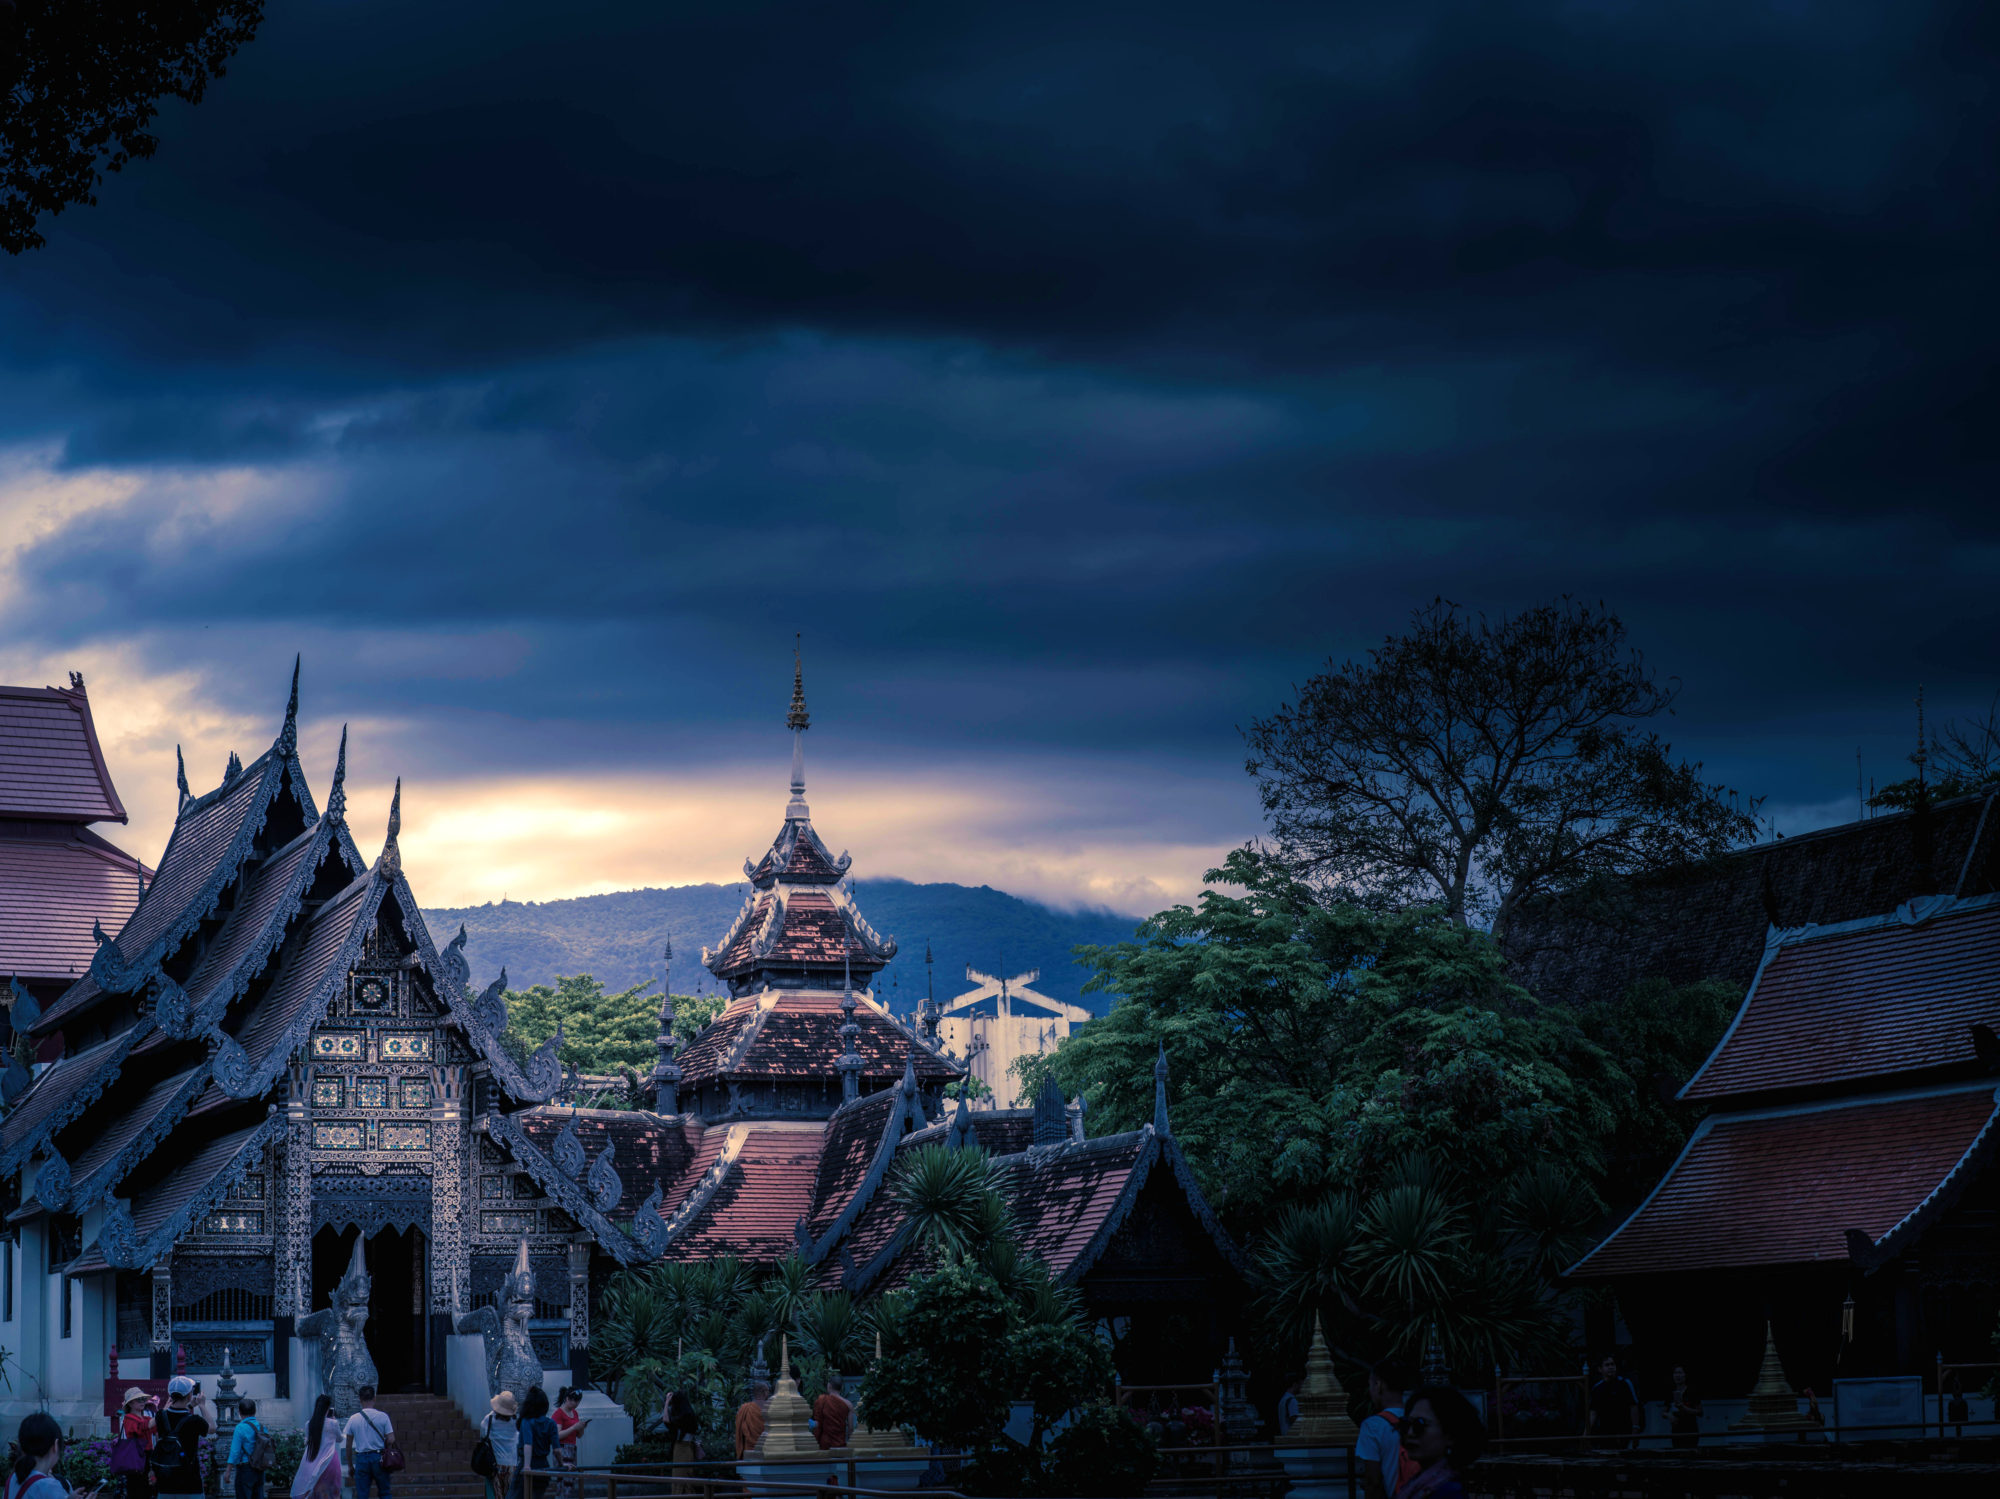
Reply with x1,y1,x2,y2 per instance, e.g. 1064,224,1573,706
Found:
225,1400,268,1499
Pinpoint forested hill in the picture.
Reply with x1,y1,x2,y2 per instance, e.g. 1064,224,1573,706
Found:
420,880,1142,1014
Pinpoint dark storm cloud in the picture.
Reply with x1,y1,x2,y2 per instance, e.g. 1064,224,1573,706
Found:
1,0,1995,839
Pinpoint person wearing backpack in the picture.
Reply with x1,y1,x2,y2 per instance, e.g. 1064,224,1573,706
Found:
225,1399,273,1499
8,1411,105,1499
1355,1360,1419,1499
342,1386,398,1499
150,1379,209,1498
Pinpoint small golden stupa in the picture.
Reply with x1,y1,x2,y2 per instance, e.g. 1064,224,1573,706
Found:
1729,1323,1814,1431
849,1333,913,1453
1289,1313,1360,1447
755,1334,821,1456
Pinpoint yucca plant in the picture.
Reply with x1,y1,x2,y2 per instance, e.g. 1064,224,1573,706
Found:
1357,1180,1465,1313
765,1253,815,1330
891,1143,1010,1259
796,1289,869,1371
1256,1193,1362,1343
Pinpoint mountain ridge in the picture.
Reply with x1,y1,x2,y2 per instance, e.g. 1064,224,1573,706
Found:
420,878,1141,1015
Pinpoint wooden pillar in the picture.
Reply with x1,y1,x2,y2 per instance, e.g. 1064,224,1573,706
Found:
568,1241,590,1387
149,1261,172,1378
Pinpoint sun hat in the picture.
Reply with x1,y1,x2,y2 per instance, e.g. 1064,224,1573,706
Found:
167,1376,196,1397
490,1391,519,1417
122,1388,149,1410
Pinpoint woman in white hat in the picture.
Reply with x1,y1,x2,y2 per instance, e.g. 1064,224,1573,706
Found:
481,1393,520,1499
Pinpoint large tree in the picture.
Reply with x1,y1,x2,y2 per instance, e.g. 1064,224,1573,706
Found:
1,0,264,253
1244,597,1759,941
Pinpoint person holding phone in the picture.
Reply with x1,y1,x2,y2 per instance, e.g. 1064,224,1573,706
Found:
8,1411,105,1499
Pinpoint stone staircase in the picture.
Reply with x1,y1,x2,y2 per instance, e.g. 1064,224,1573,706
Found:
367,1395,486,1497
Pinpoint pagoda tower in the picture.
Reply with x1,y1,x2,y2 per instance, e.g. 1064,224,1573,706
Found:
686,651,960,1120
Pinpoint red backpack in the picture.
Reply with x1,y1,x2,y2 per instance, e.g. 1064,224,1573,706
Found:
1375,1410,1424,1494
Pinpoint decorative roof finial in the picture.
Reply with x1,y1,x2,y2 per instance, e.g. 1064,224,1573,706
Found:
381,777,402,872
1153,1041,1171,1136
68,671,84,693
277,656,300,755
837,951,863,1103
788,635,810,732
223,750,243,785
653,939,682,1113
175,745,190,809
786,636,811,822
325,725,349,824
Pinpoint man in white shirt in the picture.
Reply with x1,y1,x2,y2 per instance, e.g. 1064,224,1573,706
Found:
1353,1359,1410,1499
343,1385,395,1499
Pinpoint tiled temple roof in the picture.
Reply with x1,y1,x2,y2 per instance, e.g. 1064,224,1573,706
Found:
514,1108,708,1221
0,682,126,823
0,824,145,983
1504,792,1999,1008
1682,893,2000,1104
659,1122,825,1260
804,1091,900,1241
676,991,960,1090
1568,1083,2000,1279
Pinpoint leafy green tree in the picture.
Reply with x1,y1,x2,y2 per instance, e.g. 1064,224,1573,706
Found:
1,0,265,253
1024,847,1623,1225
862,1261,1019,1450
1244,597,1759,940
505,976,722,1073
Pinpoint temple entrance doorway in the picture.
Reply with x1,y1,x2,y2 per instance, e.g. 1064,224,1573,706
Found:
310,1225,430,1393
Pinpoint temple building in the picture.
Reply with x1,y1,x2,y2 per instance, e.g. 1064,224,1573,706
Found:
0,668,639,1437
0,677,150,1059
936,967,1092,1109
1567,890,2000,1401
1,658,1252,1432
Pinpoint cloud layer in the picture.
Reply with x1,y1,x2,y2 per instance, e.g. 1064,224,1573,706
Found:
1,2,1994,910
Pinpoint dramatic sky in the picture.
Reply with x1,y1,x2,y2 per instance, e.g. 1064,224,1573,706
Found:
2,2,1995,912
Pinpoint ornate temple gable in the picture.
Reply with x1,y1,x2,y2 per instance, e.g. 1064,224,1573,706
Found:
484,1109,649,1265
34,663,327,1042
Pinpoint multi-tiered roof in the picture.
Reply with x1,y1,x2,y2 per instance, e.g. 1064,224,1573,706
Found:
0,666,572,1277
0,677,150,1026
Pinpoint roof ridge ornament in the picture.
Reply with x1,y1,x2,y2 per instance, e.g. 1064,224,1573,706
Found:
381,777,402,873
176,745,191,809
1153,1042,1171,1137
223,750,243,786
277,656,300,756
325,725,349,825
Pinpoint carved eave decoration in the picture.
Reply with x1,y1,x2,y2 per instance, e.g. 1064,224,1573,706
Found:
82,1112,285,1273
482,1111,647,1264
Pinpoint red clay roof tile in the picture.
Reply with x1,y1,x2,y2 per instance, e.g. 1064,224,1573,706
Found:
1684,897,2000,1102
0,685,126,823
1569,1084,2000,1278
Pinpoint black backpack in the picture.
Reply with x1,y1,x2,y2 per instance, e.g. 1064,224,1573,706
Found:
151,1410,189,1472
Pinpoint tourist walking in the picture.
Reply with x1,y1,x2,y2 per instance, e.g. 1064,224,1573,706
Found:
1586,1355,1641,1450
1355,1360,1414,1499
291,1398,343,1499
514,1389,558,1499
225,1398,272,1499
1392,1387,1484,1499
811,1374,851,1451
1666,1366,1703,1449
9,1411,104,1499
481,1393,521,1499
151,1378,210,1499
343,1385,395,1499
112,1390,153,1499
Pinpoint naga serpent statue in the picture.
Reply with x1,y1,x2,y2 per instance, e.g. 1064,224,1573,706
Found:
457,1239,543,1406
298,1238,378,1415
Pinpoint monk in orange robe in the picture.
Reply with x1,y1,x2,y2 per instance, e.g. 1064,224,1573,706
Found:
734,1382,770,1458
812,1373,852,1450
